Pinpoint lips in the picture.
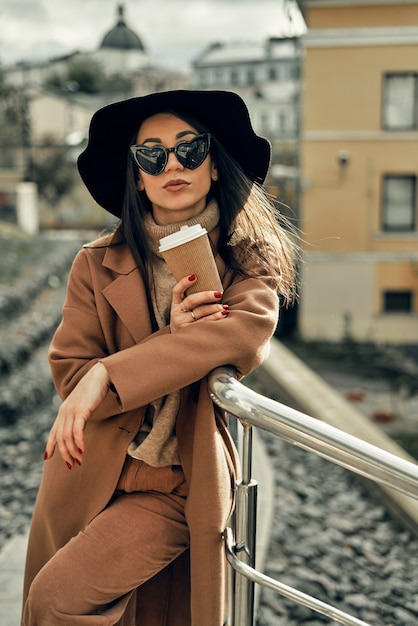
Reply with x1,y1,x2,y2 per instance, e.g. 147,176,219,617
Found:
163,179,190,191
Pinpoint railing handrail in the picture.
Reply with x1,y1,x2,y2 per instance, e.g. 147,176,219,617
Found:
223,528,370,626
208,366,418,500
208,365,418,626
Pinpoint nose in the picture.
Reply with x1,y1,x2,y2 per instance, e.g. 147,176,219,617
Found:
164,148,184,171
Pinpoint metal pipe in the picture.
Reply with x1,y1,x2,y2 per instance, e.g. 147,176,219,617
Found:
208,366,418,500
232,479,257,625
241,423,253,485
224,528,372,626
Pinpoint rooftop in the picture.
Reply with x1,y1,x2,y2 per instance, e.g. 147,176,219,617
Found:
100,4,145,51
193,38,299,67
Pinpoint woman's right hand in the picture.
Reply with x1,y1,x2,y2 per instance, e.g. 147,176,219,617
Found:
169,274,229,334
44,362,111,469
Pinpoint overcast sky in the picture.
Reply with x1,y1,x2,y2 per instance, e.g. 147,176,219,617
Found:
0,0,305,70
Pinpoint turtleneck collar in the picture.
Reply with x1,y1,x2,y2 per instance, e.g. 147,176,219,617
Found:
143,199,220,258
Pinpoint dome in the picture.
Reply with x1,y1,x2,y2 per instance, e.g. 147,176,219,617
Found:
100,4,145,51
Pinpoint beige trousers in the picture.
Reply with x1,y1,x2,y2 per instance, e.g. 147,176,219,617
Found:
22,459,189,625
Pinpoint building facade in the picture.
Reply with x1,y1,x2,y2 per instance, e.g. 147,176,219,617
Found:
191,38,302,212
297,0,418,343
192,38,300,141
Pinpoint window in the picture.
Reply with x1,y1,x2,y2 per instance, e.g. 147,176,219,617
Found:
278,111,287,132
214,69,223,84
260,113,269,134
382,73,418,130
383,290,413,313
282,63,292,80
381,175,416,231
196,70,207,89
230,69,239,85
290,63,300,80
247,69,255,86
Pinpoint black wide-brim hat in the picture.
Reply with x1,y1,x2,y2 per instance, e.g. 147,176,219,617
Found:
77,89,271,217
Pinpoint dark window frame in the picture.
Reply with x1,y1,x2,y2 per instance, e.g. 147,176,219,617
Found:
382,72,418,131
381,174,417,232
383,290,413,313
268,67,277,81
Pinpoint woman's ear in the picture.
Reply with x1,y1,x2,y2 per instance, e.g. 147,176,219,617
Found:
211,164,219,182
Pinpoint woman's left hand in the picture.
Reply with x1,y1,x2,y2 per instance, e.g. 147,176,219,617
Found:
44,362,110,469
170,274,229,334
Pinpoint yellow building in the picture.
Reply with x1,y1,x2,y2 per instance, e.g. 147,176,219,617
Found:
296,0,418,343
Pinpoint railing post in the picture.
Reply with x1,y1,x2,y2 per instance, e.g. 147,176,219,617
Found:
231,422,258,626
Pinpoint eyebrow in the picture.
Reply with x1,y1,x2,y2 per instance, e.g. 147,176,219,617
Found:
141,130,198,145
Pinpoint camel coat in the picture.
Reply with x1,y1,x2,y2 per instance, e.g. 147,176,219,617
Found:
22,228,279,626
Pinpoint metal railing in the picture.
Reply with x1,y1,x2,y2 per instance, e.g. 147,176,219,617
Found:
208,366,418,626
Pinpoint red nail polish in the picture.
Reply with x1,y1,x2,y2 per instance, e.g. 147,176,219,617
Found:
214,291,223,298
78,448,83,455
222,304,229,310
43,451,48,461
75,459,82,466
188,274,196,281
221,310,229,316
66,462,72,470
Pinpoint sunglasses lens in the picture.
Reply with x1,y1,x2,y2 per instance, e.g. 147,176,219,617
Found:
132,146,167,175
176,134,210,170
131,133,210,176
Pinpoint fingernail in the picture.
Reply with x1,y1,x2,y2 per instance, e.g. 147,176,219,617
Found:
75,459,82,466
222,304,229,310
78,448,83,455
221,310,229,316
188,274,196,281
43,451,48,461
66,462,72,470
214,291,223,298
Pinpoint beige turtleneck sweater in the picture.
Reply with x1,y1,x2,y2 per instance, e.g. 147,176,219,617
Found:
126,200,220,467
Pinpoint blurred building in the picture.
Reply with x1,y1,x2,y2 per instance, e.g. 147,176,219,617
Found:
5,4,149,90
191,38,302,212
4,3,187,147
1,3,187,227
296,0,418,344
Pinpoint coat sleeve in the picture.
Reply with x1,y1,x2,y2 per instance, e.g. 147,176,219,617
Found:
102,268,279,413
49,247,279,417
48,249,126,419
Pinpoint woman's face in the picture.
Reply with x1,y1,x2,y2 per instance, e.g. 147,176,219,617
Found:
134,113,217,225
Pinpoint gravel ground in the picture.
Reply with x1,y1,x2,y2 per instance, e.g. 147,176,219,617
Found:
0,229,87,550
255,431,418,625
0,394,55,548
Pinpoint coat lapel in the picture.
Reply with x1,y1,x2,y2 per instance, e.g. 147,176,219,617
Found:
101,243,153,344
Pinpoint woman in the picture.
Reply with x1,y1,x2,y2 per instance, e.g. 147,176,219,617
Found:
22,89,297,626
